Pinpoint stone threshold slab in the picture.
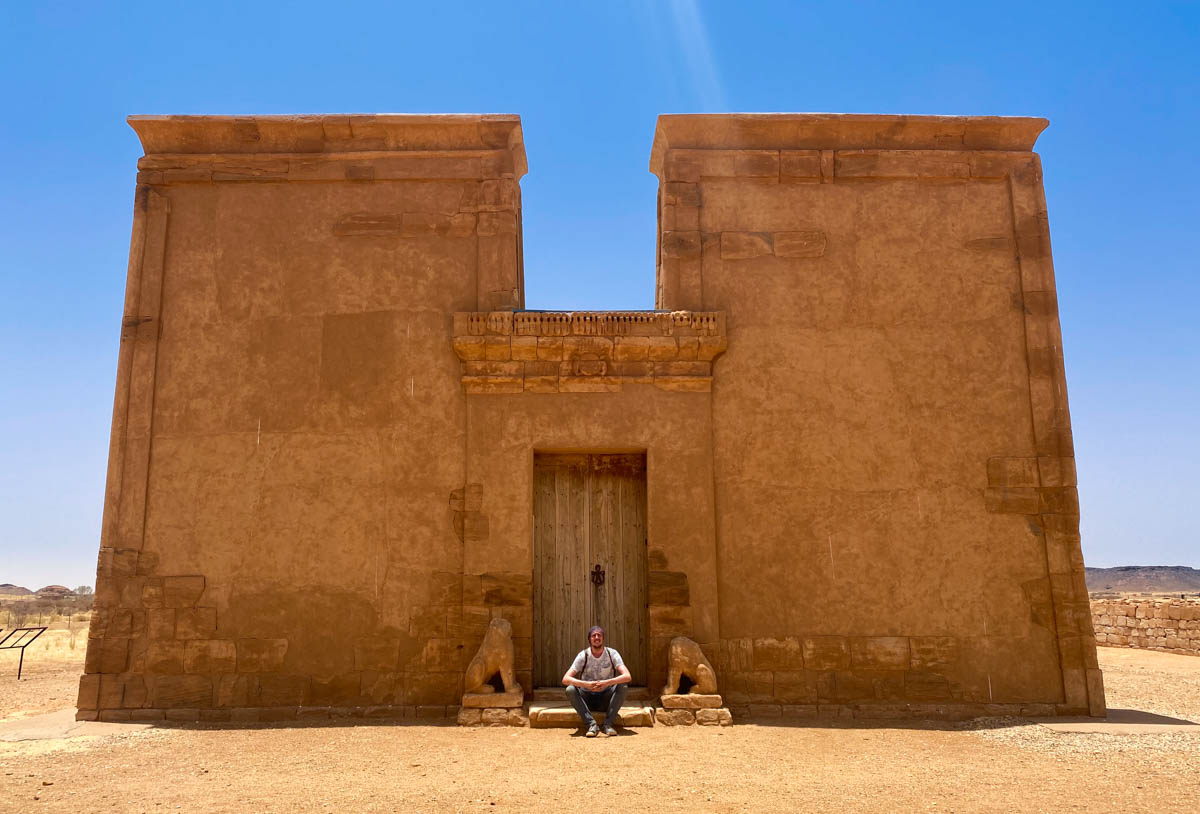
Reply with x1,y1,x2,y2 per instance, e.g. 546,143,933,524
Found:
528,703,655,728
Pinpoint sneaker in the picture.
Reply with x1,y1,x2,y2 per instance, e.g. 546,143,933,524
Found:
585,723,599,738
602,723,618,737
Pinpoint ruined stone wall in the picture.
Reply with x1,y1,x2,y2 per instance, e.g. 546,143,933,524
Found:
79,115,527,722
1091,598,1200,656
651,114,1103,716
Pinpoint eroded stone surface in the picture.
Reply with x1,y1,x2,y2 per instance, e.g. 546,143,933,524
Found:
81,113,1101,722
661,694,723,710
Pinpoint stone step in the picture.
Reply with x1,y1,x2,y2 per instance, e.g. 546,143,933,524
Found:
528,701,655,728
531,686,652,703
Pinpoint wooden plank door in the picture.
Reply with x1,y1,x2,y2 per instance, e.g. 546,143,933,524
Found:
533,453,647,686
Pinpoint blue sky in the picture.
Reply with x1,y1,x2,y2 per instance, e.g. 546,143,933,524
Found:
1,1,1197,588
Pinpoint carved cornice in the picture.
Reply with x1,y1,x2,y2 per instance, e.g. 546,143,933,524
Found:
451,311,727,394
127,114,527,179
650,114,1047,176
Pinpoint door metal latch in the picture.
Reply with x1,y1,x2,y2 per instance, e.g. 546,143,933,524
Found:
590,564,606,586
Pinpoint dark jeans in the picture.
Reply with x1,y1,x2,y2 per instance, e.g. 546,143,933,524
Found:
565,684,628,728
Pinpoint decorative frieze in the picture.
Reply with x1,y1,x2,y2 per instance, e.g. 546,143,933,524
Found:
451,310,727,394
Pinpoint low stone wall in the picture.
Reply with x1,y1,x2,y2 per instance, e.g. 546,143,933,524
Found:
1091,597,1200,656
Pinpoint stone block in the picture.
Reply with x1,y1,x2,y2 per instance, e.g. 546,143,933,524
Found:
77,674,101,710
404,672,462,705
904,671,951,701
780,150,821,182
660,693,723,709
184,640,237,673
150,675,213,709
851,638,910,670
510,335,538,361
449,605,492,638
654,708,695,726
1038,456,1077,487
720,232,773,260
748,704,782,718
724,671,773,704
614,706,655,726
259,707,299,722
1039,487,1080,515
535,336,564,360
481,708,528,726
452,336,486,361
910,636,959,670
613,336,650,361
462,689,524,708
661,231,702,259
647,336,678,360
773,231,827,258
735,151,779,178
483,336,511,361
802,637,850,670
147,608,176,640
985,487,1040,514
648,571,690,606
85,637,130,674
420,638,466,672
98,709,133,722
130,709,166,722
481,572,531,606
238,638,289,672
175,607,217,639
256,674,309,706
772,670,820,704
753,637,803,670
781,704,818,719
163,576,205,608
409,606,447,639
309,674,361,706
695,708,733,726
145,641,187,673
649,605,692,637
457,707,483,726
986,457,1040,487
416,705,450,720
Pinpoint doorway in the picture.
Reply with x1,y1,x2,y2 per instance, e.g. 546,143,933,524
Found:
532,453,648,686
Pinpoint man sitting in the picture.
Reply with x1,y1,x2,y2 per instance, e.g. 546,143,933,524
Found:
562,626,632,737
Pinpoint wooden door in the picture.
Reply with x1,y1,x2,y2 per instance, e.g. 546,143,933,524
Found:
533,453,648,686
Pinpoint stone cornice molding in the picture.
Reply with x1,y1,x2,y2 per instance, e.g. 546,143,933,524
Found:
650,113,1048,177
451,310,727,394
128,114,527,178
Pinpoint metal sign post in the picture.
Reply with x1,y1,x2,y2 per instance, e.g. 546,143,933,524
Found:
0,627,47,680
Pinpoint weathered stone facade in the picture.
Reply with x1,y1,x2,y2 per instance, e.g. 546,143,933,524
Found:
79,113,1104,722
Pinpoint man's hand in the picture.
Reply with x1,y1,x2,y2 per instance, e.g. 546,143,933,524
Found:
586,680,605,691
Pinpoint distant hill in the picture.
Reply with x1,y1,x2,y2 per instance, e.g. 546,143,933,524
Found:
0,583,33,598
1085,566,1200,593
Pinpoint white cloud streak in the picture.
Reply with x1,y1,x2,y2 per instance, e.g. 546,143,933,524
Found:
666,0,726,111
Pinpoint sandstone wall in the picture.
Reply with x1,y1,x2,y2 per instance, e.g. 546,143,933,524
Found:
651,114,1103,716
1091,598,1200,656
80,113,1106,722
79,115,528,722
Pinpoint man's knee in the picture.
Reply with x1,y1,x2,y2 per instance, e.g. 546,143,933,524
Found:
565,685,580,699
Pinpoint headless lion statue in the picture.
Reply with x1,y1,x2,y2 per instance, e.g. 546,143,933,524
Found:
661,636,718,695
463,617,520,694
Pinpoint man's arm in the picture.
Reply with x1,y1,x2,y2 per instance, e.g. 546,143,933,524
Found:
593,662,632,689
562,653,591,689
592,657,638,691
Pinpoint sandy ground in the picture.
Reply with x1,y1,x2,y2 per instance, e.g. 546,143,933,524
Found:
0,644,1197,813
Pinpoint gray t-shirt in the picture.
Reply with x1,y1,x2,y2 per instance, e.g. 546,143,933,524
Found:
570,647,625,682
